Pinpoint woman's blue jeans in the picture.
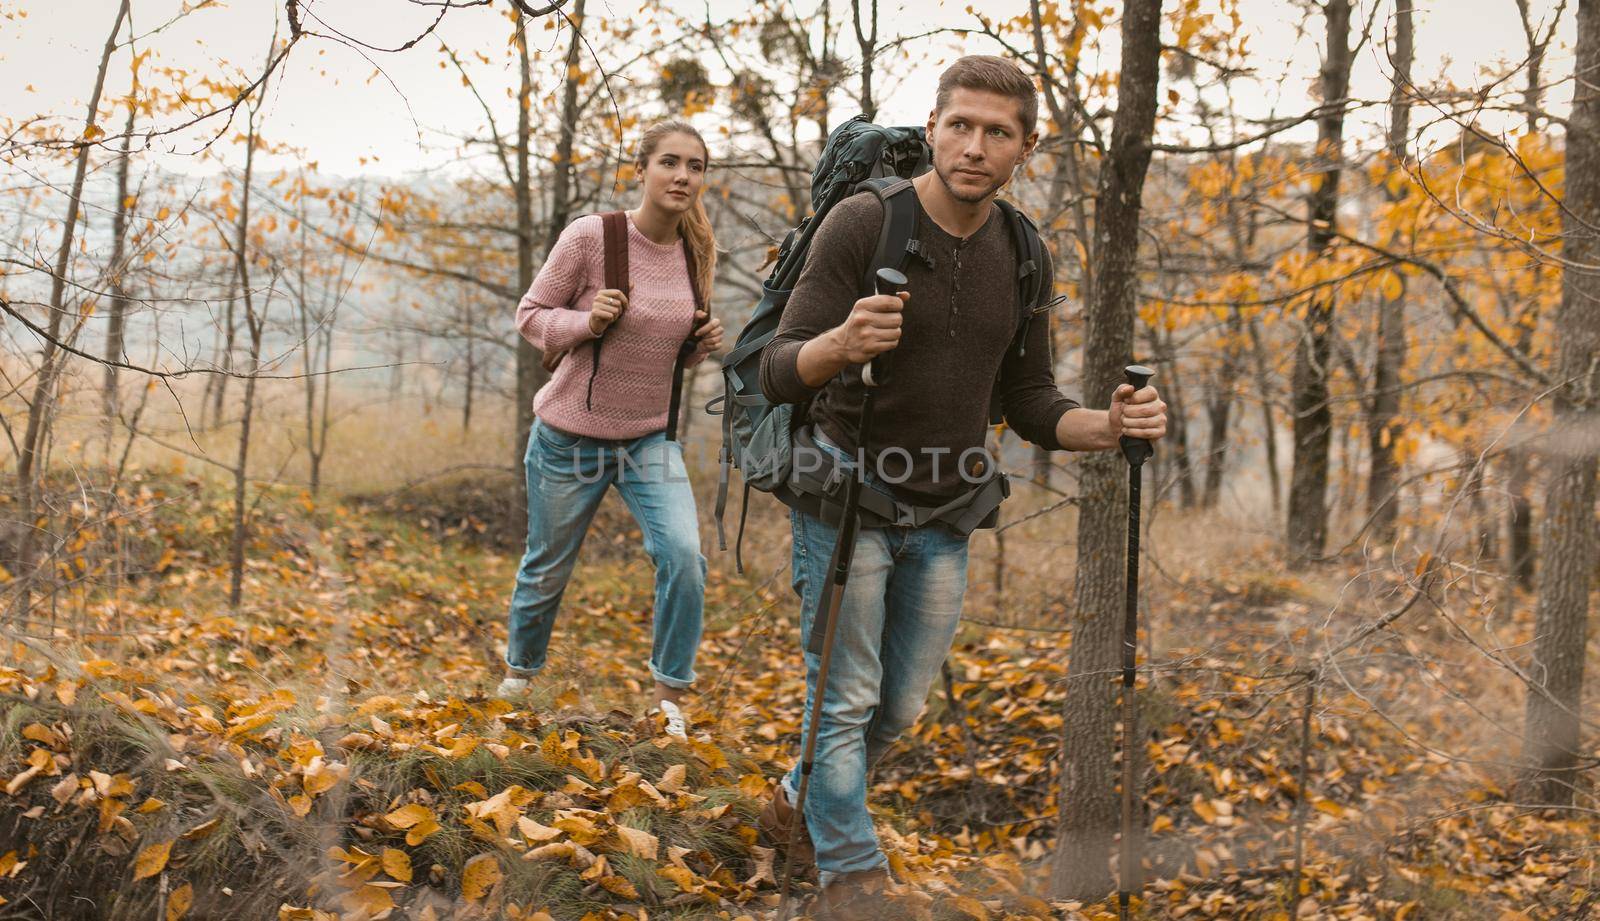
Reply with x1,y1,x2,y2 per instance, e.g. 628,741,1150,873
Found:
505,418,706,689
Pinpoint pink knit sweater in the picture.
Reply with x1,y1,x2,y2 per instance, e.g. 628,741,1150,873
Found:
516,214,711,439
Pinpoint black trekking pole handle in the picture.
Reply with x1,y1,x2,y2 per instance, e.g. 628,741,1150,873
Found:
861,267,907,388
1119,365,1155,467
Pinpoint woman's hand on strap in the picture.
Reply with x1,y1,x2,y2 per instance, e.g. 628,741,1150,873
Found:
588,288,628,336
693,310,724,353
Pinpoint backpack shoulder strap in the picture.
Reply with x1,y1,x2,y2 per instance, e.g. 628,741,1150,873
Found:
586,211,631,414
995,198,1046,313
599,210,631,296
989,198,1048,424
681,239,705,319
665,233,704,444
857,176,921,294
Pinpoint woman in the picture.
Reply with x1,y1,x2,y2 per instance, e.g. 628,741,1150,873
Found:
502,120,724,739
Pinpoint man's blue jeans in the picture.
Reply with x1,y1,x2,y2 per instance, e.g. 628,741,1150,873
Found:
505,418,707,689
782,496,970,884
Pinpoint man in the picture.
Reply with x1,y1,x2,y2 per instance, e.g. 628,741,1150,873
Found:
755,55,1168,918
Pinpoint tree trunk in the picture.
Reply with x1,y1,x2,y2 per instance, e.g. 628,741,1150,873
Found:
228,81,266,613
230,309,263,612
851,0,877,120
1367,0,1412,542
1286,0,1351,564
1202,388,1231,509
1515,0,1561,134
1052,0,1165,900
464,330,477,434
513,2,571,490
1521,0,1599,807
103,100,137,463
14,0,129,597
1201,311,1240,509
1508,445,1537,587
316,323,333,495
1165,336,1197,508
295,182,324,497
212,292,236,428
1248,319,1282,514
1505,0,1559,587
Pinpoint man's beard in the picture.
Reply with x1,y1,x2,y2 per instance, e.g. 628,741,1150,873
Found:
935,163,1008,203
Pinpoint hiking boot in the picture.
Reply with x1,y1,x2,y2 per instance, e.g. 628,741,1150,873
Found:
757,783,815,874
809,867,895,920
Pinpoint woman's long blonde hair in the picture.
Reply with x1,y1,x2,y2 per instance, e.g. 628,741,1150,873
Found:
637,120,717,302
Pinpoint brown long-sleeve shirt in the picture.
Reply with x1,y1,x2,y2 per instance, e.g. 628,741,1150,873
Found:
760,188,1080,503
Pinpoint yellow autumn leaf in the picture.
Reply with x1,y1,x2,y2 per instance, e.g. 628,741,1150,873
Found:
81,659,120,678
344,884,395,917
518,816,562,843
381,847,412,882
21,724,60,747
658,864,698,892
407,816,442,846
614,824,659,861
383,803,432,828
301,757,347,797
166,882,193,921
1313,798,1346,818
461,853,501,901
278,907,339,921
657,763,687,793
1379,269,1404,300
948,895,990,921
182,816,222,840
133,839,174,880
598,874,640,899
737,773,768,799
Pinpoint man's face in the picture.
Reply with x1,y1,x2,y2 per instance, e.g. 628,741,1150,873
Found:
926,87,1038,204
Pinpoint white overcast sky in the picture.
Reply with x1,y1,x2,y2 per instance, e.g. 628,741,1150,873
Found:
0,0,1578,177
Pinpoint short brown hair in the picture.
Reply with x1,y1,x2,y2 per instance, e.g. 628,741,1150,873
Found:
934,55,1039,137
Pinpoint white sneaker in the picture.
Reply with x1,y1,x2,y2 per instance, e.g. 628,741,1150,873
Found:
496,676,532,698
654,699,687,739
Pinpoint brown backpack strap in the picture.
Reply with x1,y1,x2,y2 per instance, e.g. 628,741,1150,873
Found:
600,211,630,296
680,240,704,318
585,211,631,411
665,235,709,442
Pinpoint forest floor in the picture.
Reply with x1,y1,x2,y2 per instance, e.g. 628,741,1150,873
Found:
0,465,1595,920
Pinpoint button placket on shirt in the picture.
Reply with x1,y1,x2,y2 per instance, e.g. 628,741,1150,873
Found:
949,239,967,339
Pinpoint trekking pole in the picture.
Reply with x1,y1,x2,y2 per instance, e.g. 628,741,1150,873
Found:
1118,364,1155,921
777,267,908,920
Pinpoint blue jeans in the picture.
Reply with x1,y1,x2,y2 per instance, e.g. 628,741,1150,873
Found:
506,419,707,689
782,480,971,883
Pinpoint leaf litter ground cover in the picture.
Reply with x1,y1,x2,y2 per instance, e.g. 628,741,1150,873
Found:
0,473,1594,919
